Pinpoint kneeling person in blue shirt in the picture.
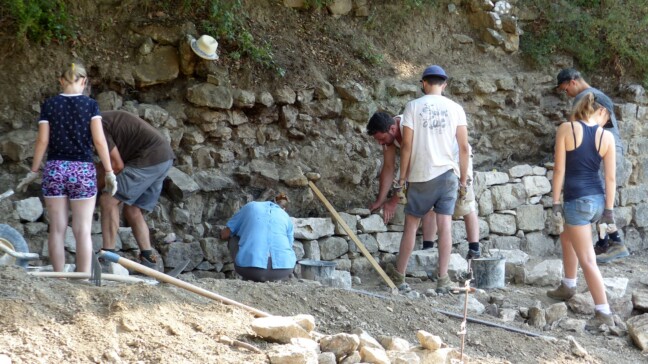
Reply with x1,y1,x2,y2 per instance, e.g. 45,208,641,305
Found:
220,193,296,282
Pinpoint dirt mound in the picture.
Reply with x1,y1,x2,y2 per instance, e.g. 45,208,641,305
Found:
2,254,647,363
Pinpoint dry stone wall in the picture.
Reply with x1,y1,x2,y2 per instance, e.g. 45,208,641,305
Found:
1,3,648,278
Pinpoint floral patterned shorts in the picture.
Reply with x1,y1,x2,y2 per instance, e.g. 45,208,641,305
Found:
42,160,97,200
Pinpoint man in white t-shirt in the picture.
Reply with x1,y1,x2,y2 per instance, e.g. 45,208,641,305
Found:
397,65,471,294
366,111,480,291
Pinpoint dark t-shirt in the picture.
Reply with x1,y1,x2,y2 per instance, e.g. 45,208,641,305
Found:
40,94,100,163
101,110,175,167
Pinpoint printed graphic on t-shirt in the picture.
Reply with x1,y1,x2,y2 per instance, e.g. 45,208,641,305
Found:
420,104,449,133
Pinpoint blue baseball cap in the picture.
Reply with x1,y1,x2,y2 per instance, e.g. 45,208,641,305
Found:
421,65,448,80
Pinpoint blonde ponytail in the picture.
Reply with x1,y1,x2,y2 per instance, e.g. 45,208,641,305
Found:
571,92,606,121
60,62,87,84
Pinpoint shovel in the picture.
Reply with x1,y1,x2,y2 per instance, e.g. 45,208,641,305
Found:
99,250,271,317
166,259,190,278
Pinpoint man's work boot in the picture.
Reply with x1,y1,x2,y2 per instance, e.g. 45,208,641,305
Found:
466,249,481,260
585,311,615,331
385,263,405,286
139,252,160,270
546,283,576,301
436,274,454,294
596,243,630,264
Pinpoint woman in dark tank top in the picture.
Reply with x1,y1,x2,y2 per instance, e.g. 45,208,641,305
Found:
547,92,618,330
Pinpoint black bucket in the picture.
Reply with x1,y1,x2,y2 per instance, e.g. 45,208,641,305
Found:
472,257,506,289
298,260,337,281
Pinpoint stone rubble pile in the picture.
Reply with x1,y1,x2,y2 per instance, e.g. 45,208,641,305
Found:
252,314,463,364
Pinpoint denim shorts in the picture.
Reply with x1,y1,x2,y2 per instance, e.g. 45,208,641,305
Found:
564,194,604,226
42,160,97,200
405,169,458,217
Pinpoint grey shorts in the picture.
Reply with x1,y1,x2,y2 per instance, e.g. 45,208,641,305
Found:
405,169,458,217
115,160,173,212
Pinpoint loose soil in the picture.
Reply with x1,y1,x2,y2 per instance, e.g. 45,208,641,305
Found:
2,251,647,363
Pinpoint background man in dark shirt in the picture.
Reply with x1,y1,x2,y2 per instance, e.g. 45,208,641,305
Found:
98,110,175,269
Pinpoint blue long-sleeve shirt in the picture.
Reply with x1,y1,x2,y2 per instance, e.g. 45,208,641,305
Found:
226,201,296,269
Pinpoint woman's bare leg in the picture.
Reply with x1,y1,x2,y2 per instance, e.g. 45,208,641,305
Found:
45,197,69,272
566,224,608,305
70,197,96,273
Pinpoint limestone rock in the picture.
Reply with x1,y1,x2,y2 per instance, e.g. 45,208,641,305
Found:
350,328,382,350
632,289,648,312
327,0,353,16
319,333,360,358
14,197,43,222
545,302,568,324
378,336,410,352
187,83,233,109
627,314,648,352
375,231,405,254
603,277,629,300
387,350,420,364
568,293,595,315
335,81,369,102
232,89,255,108
567,336,588,358
525,259,562,287
293,218,335,240
335,212,359,236
164,167,200,201
273,86,296,104
360,346,389,364
339,351,360,364
251,315,314,343
318,236,348,260
522,175,551,197
317,352,336,364
358,214,387,233
416,330,443,351
133,46,179,87
267,343,318,364
411,347,462,364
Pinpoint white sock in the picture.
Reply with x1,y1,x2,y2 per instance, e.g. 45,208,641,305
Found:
562,278,577,288
595,304,611,315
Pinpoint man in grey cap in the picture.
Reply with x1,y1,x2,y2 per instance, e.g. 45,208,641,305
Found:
556,68,628,263
390,65,471,293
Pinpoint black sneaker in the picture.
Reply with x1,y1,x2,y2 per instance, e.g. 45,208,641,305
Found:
466,249,481,260
139,253,159,270
594,235,610,255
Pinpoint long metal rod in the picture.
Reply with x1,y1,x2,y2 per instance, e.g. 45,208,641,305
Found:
347,286,551,339
432,307,552,339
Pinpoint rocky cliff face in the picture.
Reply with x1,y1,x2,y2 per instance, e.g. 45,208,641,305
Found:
1,1,648,272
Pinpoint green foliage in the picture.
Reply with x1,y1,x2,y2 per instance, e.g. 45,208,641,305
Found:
3,0,75,43
520,0,648,85
405,0,439,8
157,0,285,76
356,42,384,66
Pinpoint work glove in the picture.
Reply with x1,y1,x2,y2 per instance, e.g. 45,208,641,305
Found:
104,171,118,196
600,208,615,225
551,203,564,234
458,185,468,201
16,171,39,192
